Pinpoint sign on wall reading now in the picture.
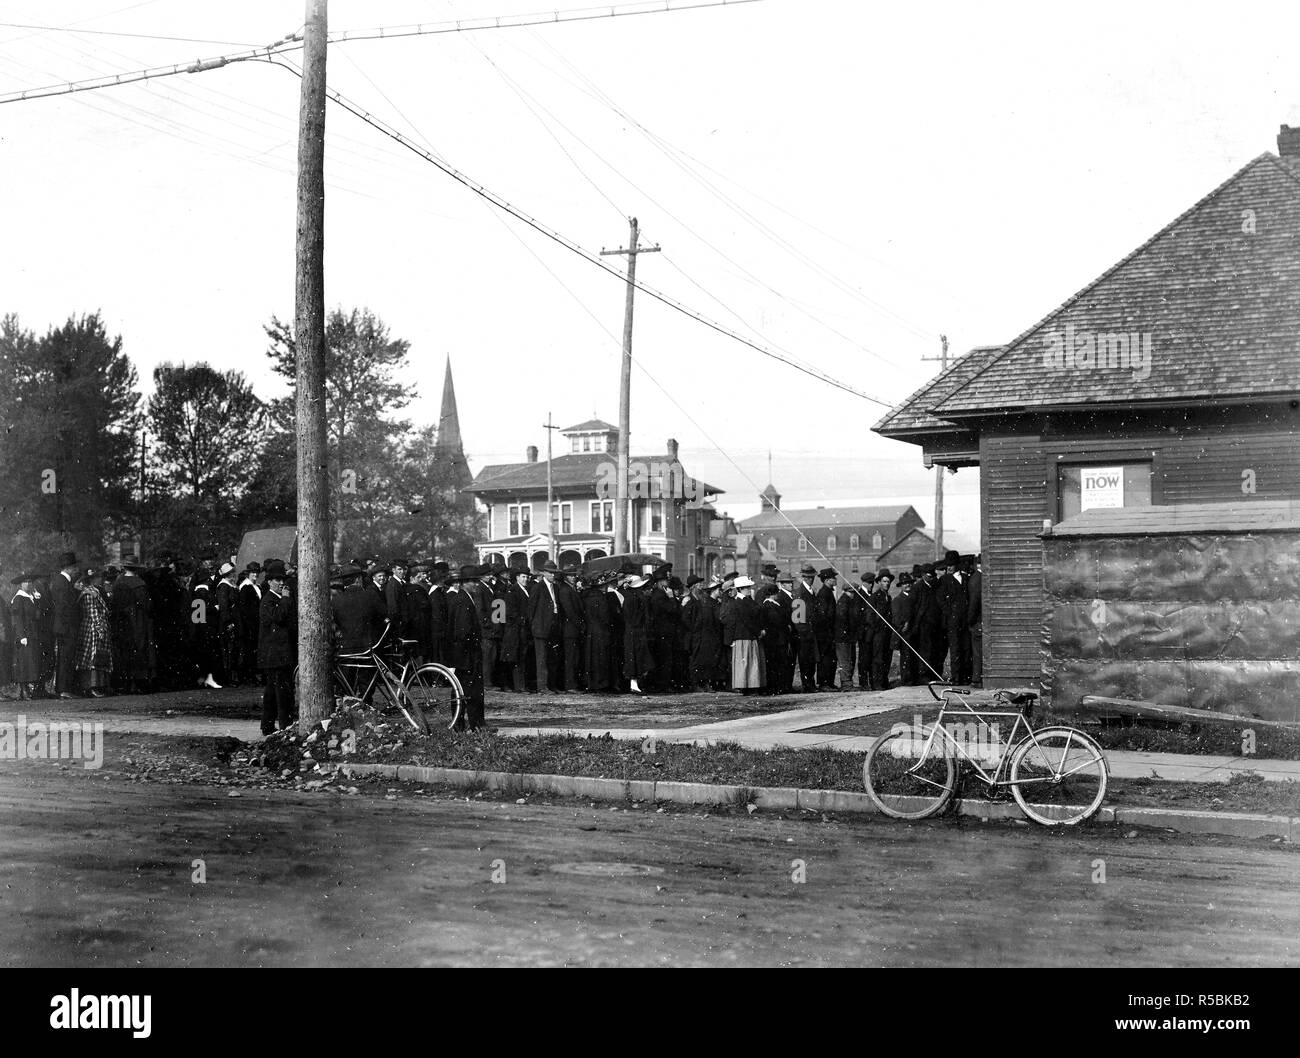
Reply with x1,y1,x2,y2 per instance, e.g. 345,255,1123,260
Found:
1081,466,1124,510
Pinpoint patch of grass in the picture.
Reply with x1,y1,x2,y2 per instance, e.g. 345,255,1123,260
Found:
1042,713,1300,761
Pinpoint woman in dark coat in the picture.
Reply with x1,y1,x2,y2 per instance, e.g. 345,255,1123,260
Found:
0,572,13,693
10,574,42,697
688,581,725,692
621,576,654,695
581,577,615,693
111,564,156,694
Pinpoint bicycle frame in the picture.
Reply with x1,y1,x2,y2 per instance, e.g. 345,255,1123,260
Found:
906,694,1102,789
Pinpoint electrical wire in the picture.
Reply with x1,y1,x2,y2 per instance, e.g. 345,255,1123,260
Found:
261,56,891,408
0,22,261,47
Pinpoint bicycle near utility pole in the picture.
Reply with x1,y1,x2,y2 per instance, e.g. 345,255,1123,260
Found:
864,682,1109,826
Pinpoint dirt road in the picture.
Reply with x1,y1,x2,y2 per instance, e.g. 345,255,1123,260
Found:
1,761,1296,967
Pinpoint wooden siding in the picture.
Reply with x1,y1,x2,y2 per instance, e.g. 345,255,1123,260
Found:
982,403,1300,686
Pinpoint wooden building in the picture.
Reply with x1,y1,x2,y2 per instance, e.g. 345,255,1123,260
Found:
875,130,1300,688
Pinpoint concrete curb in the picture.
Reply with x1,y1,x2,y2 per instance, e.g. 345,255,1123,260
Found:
338,763,1293,841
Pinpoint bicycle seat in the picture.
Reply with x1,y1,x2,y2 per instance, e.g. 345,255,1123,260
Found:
1005,691,1038,705
947,686,973,696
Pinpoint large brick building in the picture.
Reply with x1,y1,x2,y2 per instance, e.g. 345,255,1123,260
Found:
466,419,738,576
737,483,925,577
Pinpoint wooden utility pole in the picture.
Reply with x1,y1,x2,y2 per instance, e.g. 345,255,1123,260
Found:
294,0,330,730
921,334,950,561
543,413,558,562
601,217,659,556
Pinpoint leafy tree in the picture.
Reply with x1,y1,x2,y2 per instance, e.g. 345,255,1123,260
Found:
0,312,139,560
146,361,268,504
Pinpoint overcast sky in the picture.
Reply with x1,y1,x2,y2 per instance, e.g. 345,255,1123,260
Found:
4,0,1300,543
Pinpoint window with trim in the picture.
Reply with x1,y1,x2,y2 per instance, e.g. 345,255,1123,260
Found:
1058,461,1152,521
590,500,613,533
582,436,591,452
508,504,532,536
798,536,808,552
767,537,777,551
570,437,579,453
871,532,882,550
651,500,663,533
593,435,604,452
827,534,837,550
551,502,572,535
850,533,859,550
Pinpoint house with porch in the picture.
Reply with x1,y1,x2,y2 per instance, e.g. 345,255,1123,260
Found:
466,419,737,576
874,127,1300,693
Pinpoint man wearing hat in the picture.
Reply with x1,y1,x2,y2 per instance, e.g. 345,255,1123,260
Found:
257,560,296,735
445,565,486,729
237,562,263,685
754,564,779,605
892,571,921,686
914,562,945,681
556,565,586,692
215,561,241,686
50,550,80,698
332,563,388,660
110,558,155,694
936,550,971,685
791,564,820,691
760,574,792,695
865,568,896,691
9,572,42,699
648,570,680,692
528,560,563,693
423,562,451,665
834,572,862,692
500,566,532,692
814,568,839,689
385,559,411,643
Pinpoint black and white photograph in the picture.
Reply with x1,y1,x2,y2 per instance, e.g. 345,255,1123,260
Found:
0,0,1297,1011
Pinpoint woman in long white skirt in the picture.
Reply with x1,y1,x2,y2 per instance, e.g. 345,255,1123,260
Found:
726,577,766,694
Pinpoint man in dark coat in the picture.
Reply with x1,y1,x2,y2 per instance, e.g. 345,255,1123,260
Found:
753,564,779,605
557,566,586,692
238,563,262,684
190,569,222,689
914,563,945,680
500,568,532,692
215,562,241,685
620,574,654,694
968,555,983,687
424,562,450,665
935,550,971,685
475,565,507,691
406,564,432,662
110,561,155,694
9,573,42,697
445,565,486,730
257,559,296,735
775,573,797,692
647,570,679,692
606,577,627,692
867,568,896,691
813,568,838,688
581,574,615,693
331,564,388,655
50,550,80,698
761,582,792,695
834,578,861,692
892,571,921,686
791,564,820,692
528,560,563,693
384,559,411,642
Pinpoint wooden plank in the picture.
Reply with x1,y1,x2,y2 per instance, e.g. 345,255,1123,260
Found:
1077,694,1300,729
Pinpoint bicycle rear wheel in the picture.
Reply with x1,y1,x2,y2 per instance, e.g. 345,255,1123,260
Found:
404,664,466,731
864,728,955,820
1009,726,1108,825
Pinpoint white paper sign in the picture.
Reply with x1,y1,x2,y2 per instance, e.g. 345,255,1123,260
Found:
1081,466,1124,510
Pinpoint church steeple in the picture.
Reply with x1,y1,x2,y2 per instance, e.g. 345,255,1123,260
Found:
437,356,472,488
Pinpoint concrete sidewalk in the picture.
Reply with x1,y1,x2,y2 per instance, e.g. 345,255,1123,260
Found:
4,687,1296,784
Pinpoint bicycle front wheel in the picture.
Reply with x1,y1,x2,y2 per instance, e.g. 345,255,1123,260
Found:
864,728,955,820
1009,726,1108,825
404,664,466,731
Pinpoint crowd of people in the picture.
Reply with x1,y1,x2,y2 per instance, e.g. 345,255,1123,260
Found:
1,546,983,737
0,550,285,702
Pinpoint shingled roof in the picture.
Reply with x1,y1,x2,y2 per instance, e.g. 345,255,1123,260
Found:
468,452,722,497
877,151,1300,433
739,505,918,531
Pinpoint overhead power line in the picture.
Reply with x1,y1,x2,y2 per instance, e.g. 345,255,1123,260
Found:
0,22,261,47
0,0,765,106
262,57,890,409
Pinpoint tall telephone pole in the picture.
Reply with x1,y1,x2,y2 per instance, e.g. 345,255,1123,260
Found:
601,217,659,556
543,413,558,562
294,0,330,729
921,334,950,562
